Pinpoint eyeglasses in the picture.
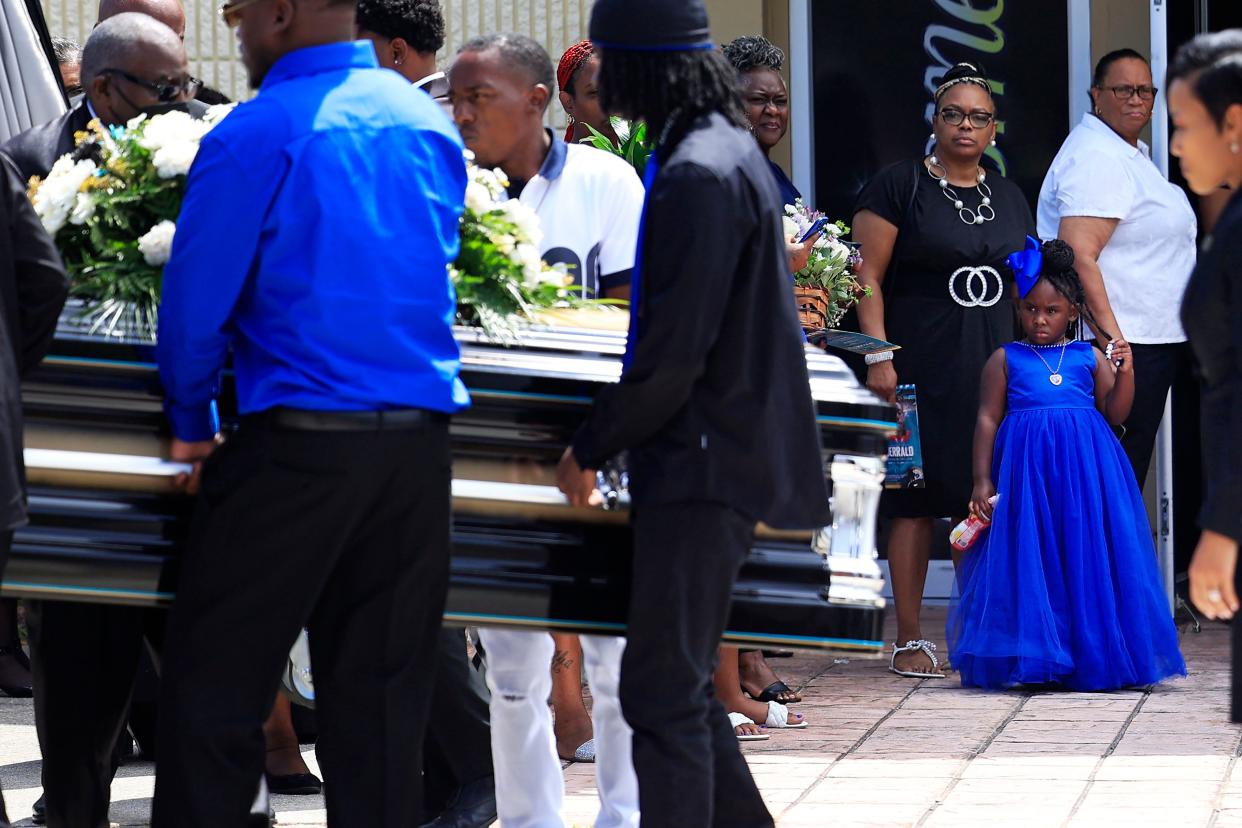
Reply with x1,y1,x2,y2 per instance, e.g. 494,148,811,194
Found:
101,69,202,103
219,0,265,28
745,93,789,112
939,108,995,129
1100,84,1158,101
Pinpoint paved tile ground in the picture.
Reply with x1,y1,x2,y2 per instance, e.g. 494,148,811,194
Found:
0,606,1234,826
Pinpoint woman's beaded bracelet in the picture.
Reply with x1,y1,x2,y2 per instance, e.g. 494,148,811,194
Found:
864,351,894,366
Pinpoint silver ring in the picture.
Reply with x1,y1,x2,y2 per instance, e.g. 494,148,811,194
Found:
1208,590,1224,603
948,266,1004,308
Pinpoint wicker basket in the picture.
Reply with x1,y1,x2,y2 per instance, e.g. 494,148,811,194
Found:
794,286,830,332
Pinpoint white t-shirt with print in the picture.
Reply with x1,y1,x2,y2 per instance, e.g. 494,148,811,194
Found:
1036,113,1197,344
517,141,645,297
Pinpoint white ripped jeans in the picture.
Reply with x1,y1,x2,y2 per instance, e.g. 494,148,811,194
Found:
477,628,639,828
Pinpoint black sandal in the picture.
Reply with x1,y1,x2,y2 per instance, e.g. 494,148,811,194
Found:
750,681,800,704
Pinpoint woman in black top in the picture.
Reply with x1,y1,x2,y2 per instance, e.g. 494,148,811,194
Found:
1168,31,1242,719
851,63,1033,677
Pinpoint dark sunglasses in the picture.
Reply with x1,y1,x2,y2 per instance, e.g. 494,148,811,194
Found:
219,0,265,28
102,69,201,103
939,108,995,129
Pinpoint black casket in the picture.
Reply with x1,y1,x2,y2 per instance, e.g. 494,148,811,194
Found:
9,311,894,654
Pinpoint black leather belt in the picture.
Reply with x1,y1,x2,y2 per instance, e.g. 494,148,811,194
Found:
262,407,447,432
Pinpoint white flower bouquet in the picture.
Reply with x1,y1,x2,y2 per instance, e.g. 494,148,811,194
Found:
783,199,869,329
452,160,589,337
26,105,232,339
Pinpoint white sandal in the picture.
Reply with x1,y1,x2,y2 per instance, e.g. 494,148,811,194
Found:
728,711,770,741
889,640,946,679
764,701,808,729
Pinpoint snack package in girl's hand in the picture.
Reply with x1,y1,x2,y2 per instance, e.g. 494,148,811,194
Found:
885,384,925,489
950,495,1000,551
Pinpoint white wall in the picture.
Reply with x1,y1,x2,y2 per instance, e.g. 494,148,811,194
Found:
40,0,594,126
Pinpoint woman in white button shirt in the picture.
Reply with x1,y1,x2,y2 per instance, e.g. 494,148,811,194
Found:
1037,49,1198,488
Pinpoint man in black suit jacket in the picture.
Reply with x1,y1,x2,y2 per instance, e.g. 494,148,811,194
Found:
0,150,69,828
558,2,832,826
4,11,198,183
3,14,199,828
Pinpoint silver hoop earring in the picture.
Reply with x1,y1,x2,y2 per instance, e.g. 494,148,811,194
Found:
1232,141,1240,155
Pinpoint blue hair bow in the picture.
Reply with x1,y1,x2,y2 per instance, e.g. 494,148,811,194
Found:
1006,235,1042,298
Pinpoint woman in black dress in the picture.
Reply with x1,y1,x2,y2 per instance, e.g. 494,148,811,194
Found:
1168,31,1242,719
852,63,1034,677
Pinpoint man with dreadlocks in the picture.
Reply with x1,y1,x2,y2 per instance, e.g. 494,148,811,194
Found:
556,1,831,824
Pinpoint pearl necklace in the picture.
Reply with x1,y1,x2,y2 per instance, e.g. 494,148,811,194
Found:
1023,339,1069,386
927,155,996,226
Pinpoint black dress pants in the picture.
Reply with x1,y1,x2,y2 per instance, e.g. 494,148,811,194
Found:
151,416,452,828
0,531,11,828
26,600,163,828
423,626,493,814
619,502,773,828
1121,343,1194,489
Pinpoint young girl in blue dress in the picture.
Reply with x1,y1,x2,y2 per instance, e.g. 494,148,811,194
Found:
948,237,1186,691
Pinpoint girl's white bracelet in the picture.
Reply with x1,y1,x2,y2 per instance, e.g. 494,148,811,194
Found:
865,351,894,366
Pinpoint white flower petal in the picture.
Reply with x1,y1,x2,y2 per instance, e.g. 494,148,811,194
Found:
137,220,177,266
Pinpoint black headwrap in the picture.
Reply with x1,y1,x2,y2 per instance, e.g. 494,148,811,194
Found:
589,0,712,52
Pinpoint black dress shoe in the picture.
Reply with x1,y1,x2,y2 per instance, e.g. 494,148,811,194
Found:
31,793,45,825
420,776,497,828
0,646,32,698
265,771,322,796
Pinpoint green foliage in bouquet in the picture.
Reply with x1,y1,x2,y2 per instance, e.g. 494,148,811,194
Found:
583,117,654,179
784,200,871,328
26,108,230,337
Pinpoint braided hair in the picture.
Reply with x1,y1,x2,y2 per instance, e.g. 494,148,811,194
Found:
935,62,993,104
721,35,784,74
558,40,595,94
596,46,748,150
1036,240,1114,342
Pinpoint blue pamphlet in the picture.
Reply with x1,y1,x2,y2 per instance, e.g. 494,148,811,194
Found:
885,384,925,489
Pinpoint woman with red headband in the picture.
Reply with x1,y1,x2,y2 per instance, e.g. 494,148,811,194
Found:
558,40,619,147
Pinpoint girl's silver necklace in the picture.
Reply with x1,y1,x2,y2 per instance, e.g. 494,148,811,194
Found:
1023,339,1069,386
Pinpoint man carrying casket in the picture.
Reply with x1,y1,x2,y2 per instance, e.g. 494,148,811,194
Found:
150,0,467,824
0,151,69,828
558,1,832,825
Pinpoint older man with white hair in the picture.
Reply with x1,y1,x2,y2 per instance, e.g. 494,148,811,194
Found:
4,13,197,182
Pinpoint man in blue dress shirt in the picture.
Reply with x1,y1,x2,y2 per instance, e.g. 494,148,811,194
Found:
150,0,467,824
